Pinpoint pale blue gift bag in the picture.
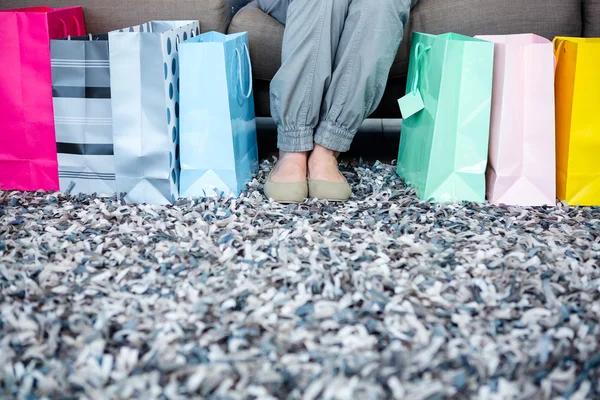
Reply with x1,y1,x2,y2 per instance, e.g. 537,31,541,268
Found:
179,31,259,198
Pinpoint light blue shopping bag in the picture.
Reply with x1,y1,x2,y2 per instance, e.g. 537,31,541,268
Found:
179,31,259,198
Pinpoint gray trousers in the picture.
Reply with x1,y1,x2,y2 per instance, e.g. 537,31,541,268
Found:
258,0,416,152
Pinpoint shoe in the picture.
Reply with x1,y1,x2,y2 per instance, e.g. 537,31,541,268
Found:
308,177,352,201
264,170,308,203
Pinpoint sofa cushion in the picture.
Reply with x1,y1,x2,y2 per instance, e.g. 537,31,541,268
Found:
583,0,600,37
1,0,247,33
231,0,583,82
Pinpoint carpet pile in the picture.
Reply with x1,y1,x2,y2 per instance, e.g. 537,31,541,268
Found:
1,162,599,399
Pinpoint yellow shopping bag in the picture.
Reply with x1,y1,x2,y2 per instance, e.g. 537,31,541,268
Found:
554,37,600,206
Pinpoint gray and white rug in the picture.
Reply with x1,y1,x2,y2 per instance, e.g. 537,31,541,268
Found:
1,162,599,399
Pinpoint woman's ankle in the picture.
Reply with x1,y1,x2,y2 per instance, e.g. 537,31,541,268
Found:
307,145,345,182
270,151,308,182
310,144,339,159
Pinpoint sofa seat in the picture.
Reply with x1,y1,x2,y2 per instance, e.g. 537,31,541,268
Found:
230,0,597,117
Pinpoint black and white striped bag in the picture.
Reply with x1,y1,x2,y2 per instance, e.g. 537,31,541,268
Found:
51,34,115,195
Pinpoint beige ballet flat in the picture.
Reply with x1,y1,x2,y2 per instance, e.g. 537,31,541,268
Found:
308,177,352,201
264,170,308,203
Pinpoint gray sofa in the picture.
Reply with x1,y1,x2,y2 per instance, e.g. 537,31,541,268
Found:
5,0,597,118
230,0,600,118
4,0,598,116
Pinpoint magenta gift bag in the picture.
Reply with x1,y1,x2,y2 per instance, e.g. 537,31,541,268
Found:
0,6,86,191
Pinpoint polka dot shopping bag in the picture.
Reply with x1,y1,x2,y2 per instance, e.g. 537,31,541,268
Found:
108,20,200,205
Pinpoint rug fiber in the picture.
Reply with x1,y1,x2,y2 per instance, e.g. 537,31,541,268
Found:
1,162,599,399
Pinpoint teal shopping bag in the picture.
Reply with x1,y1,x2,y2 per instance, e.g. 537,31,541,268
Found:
396,32,494,202
179,31,258,198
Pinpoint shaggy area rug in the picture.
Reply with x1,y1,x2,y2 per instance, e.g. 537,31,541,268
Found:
1,162,599,399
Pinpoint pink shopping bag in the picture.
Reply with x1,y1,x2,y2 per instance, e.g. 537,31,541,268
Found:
0,6,86,191
475,34,556,206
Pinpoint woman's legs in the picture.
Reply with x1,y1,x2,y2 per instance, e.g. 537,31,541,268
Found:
265,0,413,186
271,0,349,152
268,0,350,183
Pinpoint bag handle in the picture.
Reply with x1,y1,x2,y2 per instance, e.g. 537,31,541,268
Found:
411,42,431,93
552,37,567,66
72,16,82,36
59,16,83,37
68,34,94,41
59,18,68,37
235,43,253,99
397,42,430,119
